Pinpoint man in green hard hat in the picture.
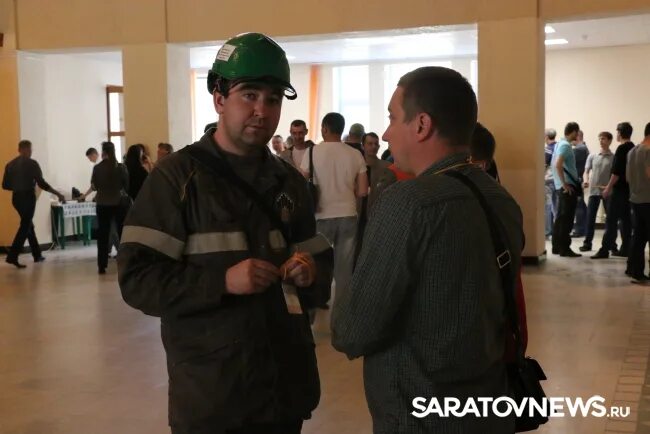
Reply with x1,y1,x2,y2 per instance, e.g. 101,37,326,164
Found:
118,32,332,434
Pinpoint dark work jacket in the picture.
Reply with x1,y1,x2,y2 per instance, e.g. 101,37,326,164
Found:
117,131,329,431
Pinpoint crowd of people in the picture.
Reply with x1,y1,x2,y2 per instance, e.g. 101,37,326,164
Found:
3,30,648,434
545,121,650,283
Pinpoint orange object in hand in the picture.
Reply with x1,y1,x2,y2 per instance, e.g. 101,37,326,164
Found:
280,252,316,285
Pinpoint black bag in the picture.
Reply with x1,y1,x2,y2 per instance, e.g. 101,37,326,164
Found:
563,169,583,197
307,145,319,210
444,171,548,432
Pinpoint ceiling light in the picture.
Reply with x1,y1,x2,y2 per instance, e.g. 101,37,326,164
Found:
545,38,568,46
286,55,296,60
545,25,556,34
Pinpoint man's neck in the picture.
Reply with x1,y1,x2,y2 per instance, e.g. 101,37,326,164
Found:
641,137,650,146
365,155,379,164
413,146,467,177
601,147,611,153
293,142,307,150
214,129,259,157
323,135,342,142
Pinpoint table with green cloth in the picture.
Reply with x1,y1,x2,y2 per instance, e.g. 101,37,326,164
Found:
50,201,96,248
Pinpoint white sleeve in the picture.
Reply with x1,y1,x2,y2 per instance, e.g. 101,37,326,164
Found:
357,152,367,173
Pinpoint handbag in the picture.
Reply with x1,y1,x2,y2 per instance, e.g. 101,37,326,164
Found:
563,169,584,197
444,170,548,432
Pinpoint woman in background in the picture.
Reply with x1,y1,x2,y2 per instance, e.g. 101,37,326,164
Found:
125,144,149,200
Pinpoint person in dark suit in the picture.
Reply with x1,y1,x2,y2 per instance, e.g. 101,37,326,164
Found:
2,140,65,268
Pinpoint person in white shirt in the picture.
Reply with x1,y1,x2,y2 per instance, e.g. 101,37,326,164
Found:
300,112,368,310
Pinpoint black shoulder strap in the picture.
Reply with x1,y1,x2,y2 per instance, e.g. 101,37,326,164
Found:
443,170,524,363
308,145,315,182
180,145,289,242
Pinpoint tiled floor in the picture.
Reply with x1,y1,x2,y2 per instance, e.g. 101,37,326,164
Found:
0,236,649,434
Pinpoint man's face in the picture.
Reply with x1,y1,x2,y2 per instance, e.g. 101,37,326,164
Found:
382,87,414,172
271,137,284,153
363,136,380,158
87,153,98,163
290,125,307,147
20,146,32,158
599,135,612,149
157,148,169,161
215,81,283,152
616,131,623,143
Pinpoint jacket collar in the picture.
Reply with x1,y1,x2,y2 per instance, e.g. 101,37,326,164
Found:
194,129,289,192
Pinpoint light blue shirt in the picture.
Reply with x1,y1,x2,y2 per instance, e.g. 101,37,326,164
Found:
551,138,579,190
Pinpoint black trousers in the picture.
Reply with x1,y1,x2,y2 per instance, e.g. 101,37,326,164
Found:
171,420,303,434
96,204,127,270
552,190,578,254
627,203,650,278
8,191,42,260
600,190,631,253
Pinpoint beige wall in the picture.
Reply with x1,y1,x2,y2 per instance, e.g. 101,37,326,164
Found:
546,44,650,154
14,0,650,49
15,0,167,49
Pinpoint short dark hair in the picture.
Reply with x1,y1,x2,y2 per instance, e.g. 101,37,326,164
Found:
290,119,307,129
272,135,283,140
158,142,173,153
322,112,345,135
564,122,580,137
645,122,650,138
598,131,613,141
617,122,633,139
545,129,557,140
362,132,379,144
470,122,496,162
18,140,32,150
86,147,98,156
397,67,477,147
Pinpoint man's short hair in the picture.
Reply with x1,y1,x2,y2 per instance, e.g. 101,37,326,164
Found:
545,129,557,140
598,131,613,141
18,140,32,150
470,122,496,162
158,142,174,153
322,112,345,135
564,122,580,137
397,67,477,147
617,122,633,140
645,122,650,138
362,132,379,144
272,135,283,141
290,119,307,130
85,147,98,157
349,123,365,138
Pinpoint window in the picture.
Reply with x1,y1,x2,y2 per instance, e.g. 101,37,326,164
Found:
106,85,124,156
332,65,370,136
193,72,215,141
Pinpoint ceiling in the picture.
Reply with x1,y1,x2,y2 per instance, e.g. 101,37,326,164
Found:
189,13,650,68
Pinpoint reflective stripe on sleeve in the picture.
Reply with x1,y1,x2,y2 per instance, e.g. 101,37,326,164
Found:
121,225,186,260
185,231,248,255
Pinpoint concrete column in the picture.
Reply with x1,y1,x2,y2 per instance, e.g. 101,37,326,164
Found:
0,0,22,246
478,16,546,260
122,43,192,159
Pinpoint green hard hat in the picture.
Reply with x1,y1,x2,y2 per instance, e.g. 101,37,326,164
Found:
207,32,297,100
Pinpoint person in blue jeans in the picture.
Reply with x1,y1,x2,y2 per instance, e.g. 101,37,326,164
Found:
580,132,614,251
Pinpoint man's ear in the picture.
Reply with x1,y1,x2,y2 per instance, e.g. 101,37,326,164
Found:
415,112,435,141
214,91,226,115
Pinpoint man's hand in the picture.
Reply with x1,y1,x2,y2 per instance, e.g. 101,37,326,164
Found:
225,259,279,295
57,193,66,203
602,186,612,199
562,183,574,195
280,252,316,288
582,181,589,188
